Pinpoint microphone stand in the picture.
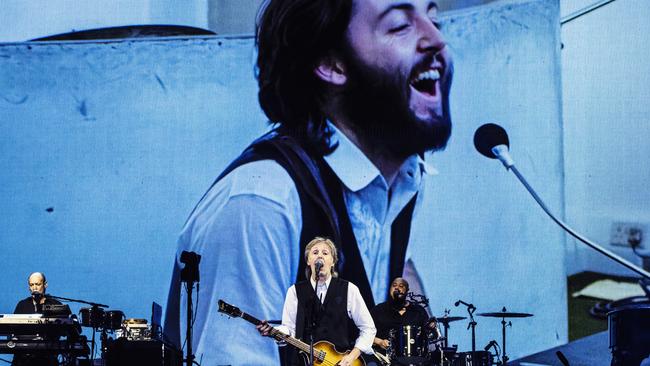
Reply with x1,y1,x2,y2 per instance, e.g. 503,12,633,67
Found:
309,282,323,366
456,300,477,363
492,145,650,280
180,251,201,366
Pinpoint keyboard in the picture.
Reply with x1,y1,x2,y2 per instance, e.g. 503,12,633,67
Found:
0,314,81,337
0,337,89,355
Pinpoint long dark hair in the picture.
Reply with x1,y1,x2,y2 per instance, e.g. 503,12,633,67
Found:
255,0,353,155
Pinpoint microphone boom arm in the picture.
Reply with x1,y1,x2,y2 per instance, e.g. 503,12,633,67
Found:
508,163,650,280
47,294,109,308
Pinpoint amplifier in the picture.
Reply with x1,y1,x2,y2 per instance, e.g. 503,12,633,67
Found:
104,339,182,366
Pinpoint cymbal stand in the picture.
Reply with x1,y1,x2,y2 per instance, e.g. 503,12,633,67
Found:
441,309,451,348
499,308,512,365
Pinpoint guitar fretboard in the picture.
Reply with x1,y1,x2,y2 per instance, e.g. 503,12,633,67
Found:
238,311,323,359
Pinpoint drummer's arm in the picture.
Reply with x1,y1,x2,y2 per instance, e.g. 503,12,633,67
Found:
425,318,441,338
373,337,390,349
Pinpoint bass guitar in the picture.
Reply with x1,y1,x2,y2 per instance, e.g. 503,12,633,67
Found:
218,299,365,366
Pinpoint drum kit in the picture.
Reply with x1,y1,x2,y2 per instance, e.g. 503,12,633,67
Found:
78,306,155,358
79,307,154,340
381,304,533,366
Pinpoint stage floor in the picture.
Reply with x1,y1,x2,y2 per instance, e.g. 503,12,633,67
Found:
512,331,610,366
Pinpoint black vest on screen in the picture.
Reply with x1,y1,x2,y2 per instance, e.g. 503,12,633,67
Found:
202,129,418,309
294,278,352,350
195,130,418,365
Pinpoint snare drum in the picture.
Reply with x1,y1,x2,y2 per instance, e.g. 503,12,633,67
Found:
79,307,105,328
103,310,125,330
387,325,430,364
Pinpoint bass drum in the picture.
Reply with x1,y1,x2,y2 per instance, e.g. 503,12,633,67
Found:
387,325,430,365
451,351,494,366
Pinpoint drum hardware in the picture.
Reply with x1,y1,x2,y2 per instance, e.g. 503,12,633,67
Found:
453,350,495,366
78,308,126,360
430,345,458,366
482,340,500,365
434,312,467,349
477,307,533,365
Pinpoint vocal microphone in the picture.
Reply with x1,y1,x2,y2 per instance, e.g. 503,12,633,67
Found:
473,123,650,280
314,260,323,278
473,123,513,169
455,299,475,311
31,291,43,301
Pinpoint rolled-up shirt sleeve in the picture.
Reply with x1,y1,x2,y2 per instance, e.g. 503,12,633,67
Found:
347,283,376,354
173,160,302,365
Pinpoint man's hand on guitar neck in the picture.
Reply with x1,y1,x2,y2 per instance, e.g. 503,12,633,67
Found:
256,320,274,337
339,347,361,366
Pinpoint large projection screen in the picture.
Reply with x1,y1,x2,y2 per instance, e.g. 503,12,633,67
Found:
0,0,564,360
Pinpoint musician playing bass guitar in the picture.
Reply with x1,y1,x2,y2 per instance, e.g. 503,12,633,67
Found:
257,237,376,366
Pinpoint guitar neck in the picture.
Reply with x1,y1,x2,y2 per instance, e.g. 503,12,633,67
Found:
238,311,311,354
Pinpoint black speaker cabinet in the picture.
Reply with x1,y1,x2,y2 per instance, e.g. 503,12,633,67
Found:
105,339,182,366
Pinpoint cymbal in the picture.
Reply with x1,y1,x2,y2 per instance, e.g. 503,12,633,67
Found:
478,311,533,318
433,316,467,324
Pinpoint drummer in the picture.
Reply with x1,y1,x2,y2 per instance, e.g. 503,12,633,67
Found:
370,277,438,352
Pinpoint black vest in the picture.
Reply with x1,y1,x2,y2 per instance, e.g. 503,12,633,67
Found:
197,130,417,307
294,278,352,350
